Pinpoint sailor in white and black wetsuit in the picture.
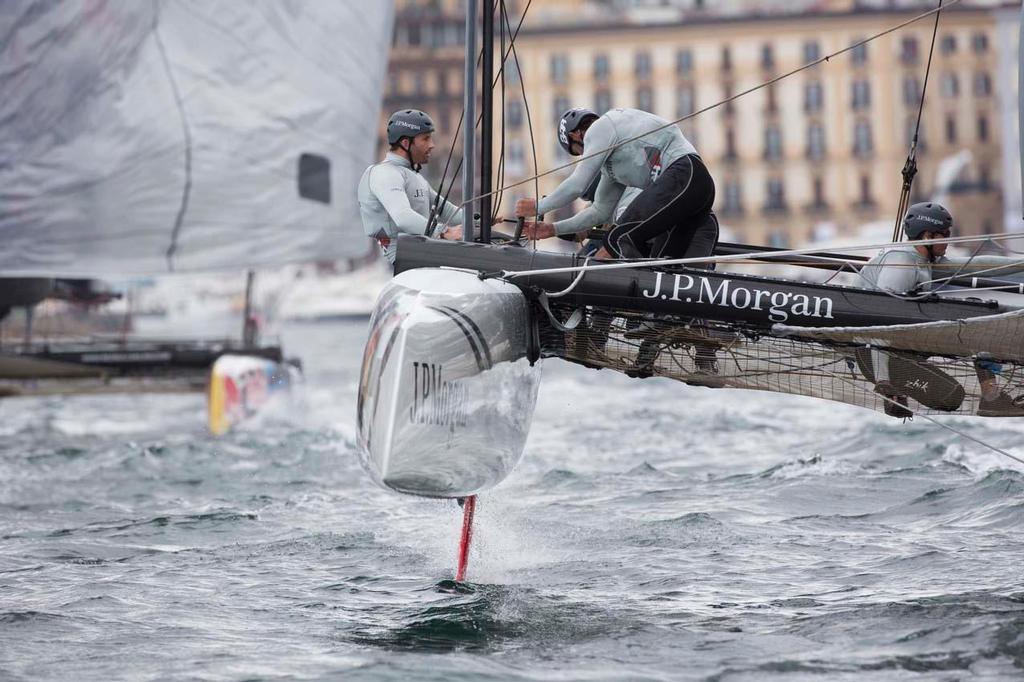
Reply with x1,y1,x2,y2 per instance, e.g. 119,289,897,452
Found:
357,109,464,266
515,107,717,261
859,202,1024,417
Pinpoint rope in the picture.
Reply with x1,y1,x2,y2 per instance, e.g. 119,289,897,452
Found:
458,0,964,210
892,0,944,243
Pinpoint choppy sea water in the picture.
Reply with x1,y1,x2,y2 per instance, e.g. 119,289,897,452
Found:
2,319,1024,681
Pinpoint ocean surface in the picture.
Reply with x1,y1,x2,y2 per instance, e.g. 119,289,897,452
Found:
2,319,1024,681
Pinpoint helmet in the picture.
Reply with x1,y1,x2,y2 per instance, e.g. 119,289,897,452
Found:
903,202,953,240
387,109,435,146
557,107,598,155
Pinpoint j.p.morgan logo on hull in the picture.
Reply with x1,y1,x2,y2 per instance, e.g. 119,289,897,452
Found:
642,272,835,323
410,361,468,427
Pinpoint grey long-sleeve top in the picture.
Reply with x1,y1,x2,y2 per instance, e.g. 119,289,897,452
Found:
536,108,697,235
861,245,1024,293
357,152,463,263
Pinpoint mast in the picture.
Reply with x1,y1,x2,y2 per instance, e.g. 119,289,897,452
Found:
479,0,495,244
242,270,257,347
461,0,478,243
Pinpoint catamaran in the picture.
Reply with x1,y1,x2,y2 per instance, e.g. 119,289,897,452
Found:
357,0,1024,533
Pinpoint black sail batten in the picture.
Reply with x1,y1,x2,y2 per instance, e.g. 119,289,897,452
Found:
394,236,1000,330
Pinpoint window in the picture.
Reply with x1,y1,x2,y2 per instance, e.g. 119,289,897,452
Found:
853,120,873,157
448,22,463,47
901,36,919,64
506,100,523,129
973,72,992,97
407,23,421,46
721,46,732,72
859,175,874,205
507,140,526,177
764,125,782,160
902,76,921,105
550,54,569,84
635,51,652,79
552,96,569,124
945,115,957,144
851,39,868,65
723,82,735,115
765,85,777,113
676,86,696,119
506,60,520,84
812,177,826,207
977,115,989,142
941,72,959,98
761,44,774,70
636,86,654,112
634,85,651,111
972,32,989,53
724,127,737,160
298,153,331,204
979,164,991,189
594,54,610,82
723,181,743,214
940,34,957,55
804,81,824,113
765,179,787,211
676,49,693,75
769,231,788,248
594,89,612,114
414,73,426,96
851,80,871,110
436,71,448,95
807,123,826,161
803,40,820,63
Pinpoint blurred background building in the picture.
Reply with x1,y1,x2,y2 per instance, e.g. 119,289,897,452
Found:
381,0,1021,247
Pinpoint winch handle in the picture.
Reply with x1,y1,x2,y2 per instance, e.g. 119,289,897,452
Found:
513,216,525,243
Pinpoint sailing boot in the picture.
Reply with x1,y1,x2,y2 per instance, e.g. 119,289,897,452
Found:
978,392,1024,417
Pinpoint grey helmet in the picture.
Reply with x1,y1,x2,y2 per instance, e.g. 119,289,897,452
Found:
387,109,435,146
903,202,953,240
557,107,598,155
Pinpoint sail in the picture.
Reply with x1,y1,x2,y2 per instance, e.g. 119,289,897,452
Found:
0,1,394,276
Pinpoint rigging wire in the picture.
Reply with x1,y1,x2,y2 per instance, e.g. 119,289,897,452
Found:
500,0,542,251
427,0,534,237
820,367,1024,468
458,0,964,209
497,231,1024,279
891,0,945,243
491,0,507,225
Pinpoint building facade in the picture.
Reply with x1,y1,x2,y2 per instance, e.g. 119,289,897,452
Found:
383,1,1013,245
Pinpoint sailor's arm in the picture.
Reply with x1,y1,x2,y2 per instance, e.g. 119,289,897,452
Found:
938,254,1024,278
518,117,614,218
552,177,625,235
367,165,429,235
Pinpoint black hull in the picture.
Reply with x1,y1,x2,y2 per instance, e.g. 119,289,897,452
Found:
394,236,1003,329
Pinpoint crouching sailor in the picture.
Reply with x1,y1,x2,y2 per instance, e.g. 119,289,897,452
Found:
358,109,464,265
514,106,718,262
859,202,1024,417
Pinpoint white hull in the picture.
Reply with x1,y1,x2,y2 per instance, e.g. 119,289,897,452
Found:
357,269,541,498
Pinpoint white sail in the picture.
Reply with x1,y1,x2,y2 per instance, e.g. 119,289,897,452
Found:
0,1,393,276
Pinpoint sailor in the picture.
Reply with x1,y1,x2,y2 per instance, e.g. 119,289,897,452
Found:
514,107,718,261
860,202,1024,417
358,109,464,265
